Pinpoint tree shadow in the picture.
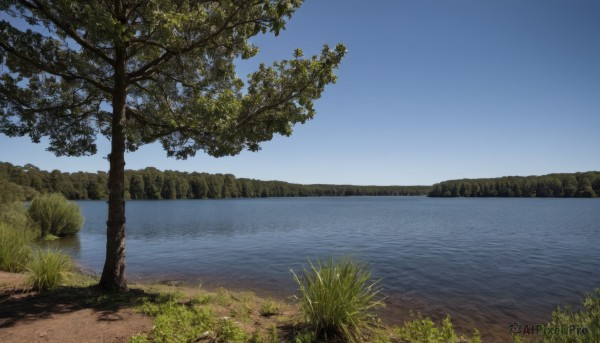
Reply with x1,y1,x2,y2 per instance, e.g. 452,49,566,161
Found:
0,285,158,328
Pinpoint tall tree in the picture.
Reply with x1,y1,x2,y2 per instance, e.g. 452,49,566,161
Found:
0,0,345,290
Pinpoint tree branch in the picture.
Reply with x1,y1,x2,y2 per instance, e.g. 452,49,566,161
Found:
18,0,115,66
0,40,113,94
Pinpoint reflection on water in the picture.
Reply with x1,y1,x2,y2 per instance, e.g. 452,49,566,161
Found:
42,234,81,254
55,197,600,341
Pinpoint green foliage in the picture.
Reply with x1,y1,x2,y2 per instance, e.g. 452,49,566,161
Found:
28,193,84,237
26,248,72,291
191,293,212,305
294,330,317,343
0,201,40,235
266,324,279,343
215,286,234,306
217,319,249,342
0,222,36,272
292,256,384,343
472,329,482,343
1,162,431,200
128,335,149,343
396,313,477,343
260,298,281,317
541,289,600,343
0,1,345,158
429,172,600,198
139,295,214,343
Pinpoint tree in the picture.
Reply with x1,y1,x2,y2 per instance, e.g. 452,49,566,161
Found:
0,0,345,290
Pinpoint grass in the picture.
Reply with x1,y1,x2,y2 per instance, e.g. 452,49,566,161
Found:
28,193,84,237
26,248,72,291
260,298,282,317
218,318,249,342
395,312,481,343
291,256,384,342
0,222,37,272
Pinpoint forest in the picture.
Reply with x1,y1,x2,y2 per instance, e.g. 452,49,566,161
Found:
0,162,430,202
428,172,600,198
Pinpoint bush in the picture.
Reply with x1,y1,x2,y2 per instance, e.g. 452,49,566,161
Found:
0,202,40,234
28,193,84,237
291,256,384,342
26,248,72,291
541,289,600,343
0,222,36,272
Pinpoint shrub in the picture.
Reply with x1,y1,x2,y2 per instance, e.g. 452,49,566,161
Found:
541,289,600,343
28,193,84,237
0,202,40,234
291,256,384,342
0,222,36,272
26,248,72,291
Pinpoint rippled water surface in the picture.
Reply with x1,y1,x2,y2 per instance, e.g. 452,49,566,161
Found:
54,197,600,341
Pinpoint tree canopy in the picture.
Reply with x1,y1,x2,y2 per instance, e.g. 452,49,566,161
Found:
0,0,345,157
0,0,346,290
0,161,432,200
428,172,600,198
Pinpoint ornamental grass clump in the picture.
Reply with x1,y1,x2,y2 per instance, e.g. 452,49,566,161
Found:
292,256,384,342
26,248,72,291
0,222,36,272
28,193,84,237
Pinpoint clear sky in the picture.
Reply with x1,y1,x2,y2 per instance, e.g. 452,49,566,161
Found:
1,0,599,185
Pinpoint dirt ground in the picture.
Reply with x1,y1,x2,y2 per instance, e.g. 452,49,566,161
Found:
0,271,152,343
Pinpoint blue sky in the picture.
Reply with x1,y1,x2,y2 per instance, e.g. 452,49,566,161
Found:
1,0,599,185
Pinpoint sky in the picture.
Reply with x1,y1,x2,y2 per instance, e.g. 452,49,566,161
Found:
1,0,599,186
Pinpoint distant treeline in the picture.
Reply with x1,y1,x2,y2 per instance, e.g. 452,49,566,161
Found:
428,172,600,198
0,162,430,201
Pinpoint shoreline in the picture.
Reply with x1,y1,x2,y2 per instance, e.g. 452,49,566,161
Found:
78,269,515,342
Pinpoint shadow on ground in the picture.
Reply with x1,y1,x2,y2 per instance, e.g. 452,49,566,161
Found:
0,285,158,328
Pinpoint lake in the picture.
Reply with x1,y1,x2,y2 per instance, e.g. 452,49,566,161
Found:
50,197,600,341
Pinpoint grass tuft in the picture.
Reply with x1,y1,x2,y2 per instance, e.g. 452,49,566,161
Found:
260,298,282,317
26,248,72,291
291,256,384,342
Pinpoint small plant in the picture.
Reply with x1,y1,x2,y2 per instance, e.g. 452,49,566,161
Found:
294,329,316,343
215,286,233,306
217,319,248,342
291,256,384,343
26,248,72,291
191,293,212,305
0,222,36,272
541,289,600,343
266,324,279,343
28,193,84,237
139,295,214,343
395,313,480,343
260,298,281,317
128,334,149,343
0,202,40,234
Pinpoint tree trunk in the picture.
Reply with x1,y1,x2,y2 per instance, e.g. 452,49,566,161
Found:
99,47,128,291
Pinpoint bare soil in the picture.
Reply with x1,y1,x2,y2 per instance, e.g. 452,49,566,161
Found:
0,271,152,343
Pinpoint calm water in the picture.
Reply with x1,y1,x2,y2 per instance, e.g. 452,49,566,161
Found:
51,197,600,341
